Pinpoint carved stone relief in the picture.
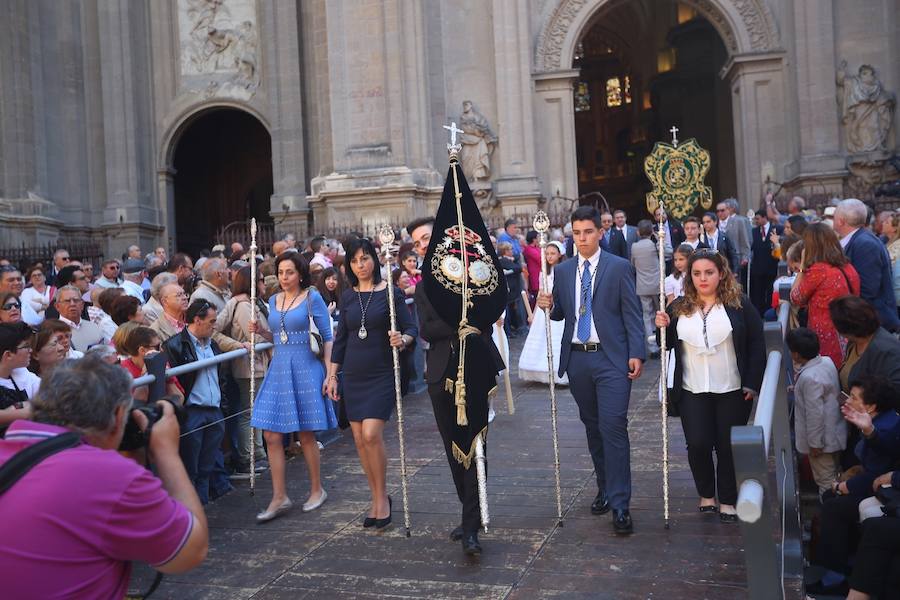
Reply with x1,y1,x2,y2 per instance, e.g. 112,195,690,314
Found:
178,0,259,100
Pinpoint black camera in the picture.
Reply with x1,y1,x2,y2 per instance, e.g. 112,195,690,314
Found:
119,396,187,451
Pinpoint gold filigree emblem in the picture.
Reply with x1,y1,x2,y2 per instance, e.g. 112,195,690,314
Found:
431,225,499,296
644,138,713,219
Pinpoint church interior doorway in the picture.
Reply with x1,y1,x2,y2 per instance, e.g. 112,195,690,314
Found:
573,0,737,217
172,108,273,258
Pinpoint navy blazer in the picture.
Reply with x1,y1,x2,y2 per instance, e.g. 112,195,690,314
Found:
844,228,900,331
750,223,783,277
549,250,646,377
604,228,629,259
702,231,738,274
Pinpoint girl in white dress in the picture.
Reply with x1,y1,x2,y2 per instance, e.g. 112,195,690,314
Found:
664,244,693,305
518,241,568,385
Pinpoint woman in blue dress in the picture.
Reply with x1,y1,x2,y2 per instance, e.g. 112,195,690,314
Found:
326,237,417,530
251,252,337,522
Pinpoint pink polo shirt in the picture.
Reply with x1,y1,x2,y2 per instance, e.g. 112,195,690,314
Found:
0,421,193,599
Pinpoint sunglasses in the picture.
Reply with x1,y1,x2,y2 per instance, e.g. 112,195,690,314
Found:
1,302,21,311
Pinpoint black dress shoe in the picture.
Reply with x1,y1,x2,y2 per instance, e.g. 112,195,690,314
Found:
591,491,610,515
462,532,482,555
363,516,376,528
612,509,633,535
374,496,392,530
450,526,465,541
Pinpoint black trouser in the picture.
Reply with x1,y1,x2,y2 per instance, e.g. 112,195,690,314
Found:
428,383,481,534
849,516,900,597
749,273,775,316
817,493,864,574
679,390,752,505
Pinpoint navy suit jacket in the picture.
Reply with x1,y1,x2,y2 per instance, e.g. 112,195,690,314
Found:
549,250,646,377
750,223,783,277
845,228,900,331
604,228,629,259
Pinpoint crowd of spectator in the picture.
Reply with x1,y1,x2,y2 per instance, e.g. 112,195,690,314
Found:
0,192,899,596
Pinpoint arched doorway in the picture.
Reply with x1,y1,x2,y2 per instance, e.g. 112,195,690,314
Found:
533,0,786,215
572,0,736,216
172,108,273,257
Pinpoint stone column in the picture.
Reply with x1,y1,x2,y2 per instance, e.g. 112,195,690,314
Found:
309,0,441,227
725,53,790,210
490,0,542,210
97,0,161,252
533,70,580,203
788,0,845,187
261,0,309,236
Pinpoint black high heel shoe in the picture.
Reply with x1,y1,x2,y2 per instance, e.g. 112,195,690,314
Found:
374,496,392,530
363,516,376,528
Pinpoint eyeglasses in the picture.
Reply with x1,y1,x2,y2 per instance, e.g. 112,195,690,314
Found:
59,256,71,262
168,291,188,299
716,208,728,213
1,302,21,311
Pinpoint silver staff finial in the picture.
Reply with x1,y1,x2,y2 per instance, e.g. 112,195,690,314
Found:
377,224,395,247
669,125,679,147
444,121,463,154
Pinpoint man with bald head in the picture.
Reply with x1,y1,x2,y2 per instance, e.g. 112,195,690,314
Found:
834,198,899,331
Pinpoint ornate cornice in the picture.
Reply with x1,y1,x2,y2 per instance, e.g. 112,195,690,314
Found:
534,0,780,73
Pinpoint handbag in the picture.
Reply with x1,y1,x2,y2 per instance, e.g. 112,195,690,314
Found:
308,290,325,360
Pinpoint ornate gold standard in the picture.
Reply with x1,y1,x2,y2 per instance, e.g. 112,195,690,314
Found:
644,128,713,220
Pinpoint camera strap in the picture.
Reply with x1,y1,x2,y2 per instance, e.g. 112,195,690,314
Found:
0,432,81,495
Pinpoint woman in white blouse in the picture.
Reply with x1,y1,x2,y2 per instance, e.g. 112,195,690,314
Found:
655,249,765,522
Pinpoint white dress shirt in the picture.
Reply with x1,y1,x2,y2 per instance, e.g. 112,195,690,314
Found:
705,232,718,251
839,228,859,250
574,248,601,343
676,304,741,394
685,238,701,250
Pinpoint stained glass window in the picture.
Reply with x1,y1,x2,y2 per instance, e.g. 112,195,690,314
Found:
574,81,591,112
606,77,622,107
624,75,632,104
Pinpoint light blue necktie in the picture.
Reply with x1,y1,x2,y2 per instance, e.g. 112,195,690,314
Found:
577,260,593,342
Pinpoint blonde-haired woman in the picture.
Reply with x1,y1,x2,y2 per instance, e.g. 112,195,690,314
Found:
655,249,766,522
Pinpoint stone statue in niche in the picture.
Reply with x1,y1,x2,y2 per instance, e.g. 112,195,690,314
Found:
837,61,895,154
459,101,498,182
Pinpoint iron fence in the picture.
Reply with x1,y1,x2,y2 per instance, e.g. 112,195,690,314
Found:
0,240,104,272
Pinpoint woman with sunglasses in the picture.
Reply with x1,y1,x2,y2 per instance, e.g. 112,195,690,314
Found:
0,293,22,325
326,237,417,531
120,326,184,405
655,248,766,522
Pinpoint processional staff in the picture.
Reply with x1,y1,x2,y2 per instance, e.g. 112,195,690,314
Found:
378,225,412,537
534,210,564,527
249,217,258,495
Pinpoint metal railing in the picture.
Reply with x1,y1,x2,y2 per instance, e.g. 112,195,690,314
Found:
731,299,803,599
130,343,274,388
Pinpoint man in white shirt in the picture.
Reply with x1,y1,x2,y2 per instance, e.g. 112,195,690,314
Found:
54,286,105,352
613,210,638,256
94,259,122,289
120,259,147,303
0,266,41,326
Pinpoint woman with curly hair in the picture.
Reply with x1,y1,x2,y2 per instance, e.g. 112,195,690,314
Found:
656,249,766,522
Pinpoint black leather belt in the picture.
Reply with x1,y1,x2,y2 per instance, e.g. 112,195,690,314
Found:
571,342,599,352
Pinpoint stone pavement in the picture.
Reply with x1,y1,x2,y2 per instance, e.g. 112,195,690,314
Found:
133,340,748,599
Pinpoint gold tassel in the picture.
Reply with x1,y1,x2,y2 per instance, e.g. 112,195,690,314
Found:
451,427,488,470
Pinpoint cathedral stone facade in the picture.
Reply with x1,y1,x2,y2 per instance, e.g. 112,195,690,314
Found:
0,0,897,254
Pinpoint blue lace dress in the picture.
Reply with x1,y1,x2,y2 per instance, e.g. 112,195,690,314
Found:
251,289,338,433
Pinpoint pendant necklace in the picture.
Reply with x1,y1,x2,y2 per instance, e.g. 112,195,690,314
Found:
356,286,376,340
278,291,303,344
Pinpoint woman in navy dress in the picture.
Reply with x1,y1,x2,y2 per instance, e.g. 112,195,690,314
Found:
326,238,417,529
251,253,338,522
